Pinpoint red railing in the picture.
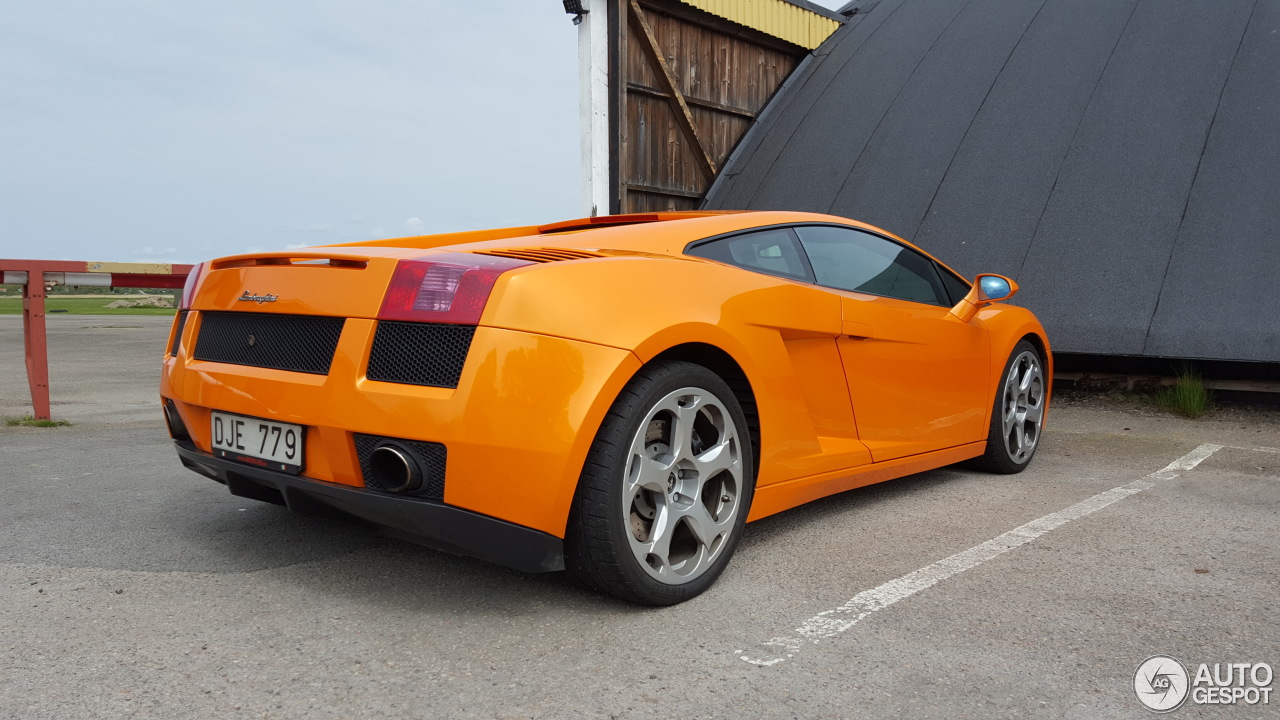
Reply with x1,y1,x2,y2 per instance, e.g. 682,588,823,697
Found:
1,259,194,420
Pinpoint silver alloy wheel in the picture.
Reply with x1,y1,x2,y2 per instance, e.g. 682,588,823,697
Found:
1001,350,1045,464
623,386,743,584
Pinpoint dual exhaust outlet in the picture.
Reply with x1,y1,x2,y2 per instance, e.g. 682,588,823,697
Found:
368,443,423,494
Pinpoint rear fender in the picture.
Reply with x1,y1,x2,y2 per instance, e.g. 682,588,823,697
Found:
484,257,869,490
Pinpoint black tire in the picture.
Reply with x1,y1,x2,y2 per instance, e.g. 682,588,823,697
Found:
564,360,755,606
971,340,1047,474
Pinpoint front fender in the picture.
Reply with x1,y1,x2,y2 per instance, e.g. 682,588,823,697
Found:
976,304,1054,426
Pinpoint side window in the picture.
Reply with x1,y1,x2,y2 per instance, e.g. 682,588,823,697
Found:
794,225,948,306
686,227,813,282
937,265,971,306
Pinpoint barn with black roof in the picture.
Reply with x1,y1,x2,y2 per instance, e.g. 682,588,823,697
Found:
704,0,1278,364
572,0,1279,366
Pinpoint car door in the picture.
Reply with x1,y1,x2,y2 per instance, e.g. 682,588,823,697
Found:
793,225,990,462
685,226,876,476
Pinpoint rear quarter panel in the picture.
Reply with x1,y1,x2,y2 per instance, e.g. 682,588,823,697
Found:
483,257,874,490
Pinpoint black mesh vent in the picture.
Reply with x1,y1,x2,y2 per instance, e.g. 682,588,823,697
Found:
353,433,446,501
367,321,475,389
194,311,345,375
170,310,188,356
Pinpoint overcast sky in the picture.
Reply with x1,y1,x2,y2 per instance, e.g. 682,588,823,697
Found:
1,1,845,264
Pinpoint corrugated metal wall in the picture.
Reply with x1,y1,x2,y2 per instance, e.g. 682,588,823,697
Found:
678,0,841,49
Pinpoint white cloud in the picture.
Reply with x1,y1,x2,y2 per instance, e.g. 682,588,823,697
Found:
403,217,425,233
284,242,308,250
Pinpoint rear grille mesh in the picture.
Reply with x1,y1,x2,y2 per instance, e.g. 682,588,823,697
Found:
353,433,446,501
170,310,188,356
194,311,345,375
367,321,474,388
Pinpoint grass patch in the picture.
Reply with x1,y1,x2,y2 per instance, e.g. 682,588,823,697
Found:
5,415,71,428
1155,368,1212,418
0,297,175,316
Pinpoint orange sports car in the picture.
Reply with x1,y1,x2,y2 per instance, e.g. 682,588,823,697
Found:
160,211,1050,605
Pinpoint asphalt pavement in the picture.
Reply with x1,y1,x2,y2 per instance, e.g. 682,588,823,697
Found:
1,316,1276,719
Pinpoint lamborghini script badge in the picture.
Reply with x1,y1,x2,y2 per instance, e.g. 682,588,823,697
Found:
238,292,278,304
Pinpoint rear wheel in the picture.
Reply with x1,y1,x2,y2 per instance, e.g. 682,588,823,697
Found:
973,341,1046,474
565,361,754,605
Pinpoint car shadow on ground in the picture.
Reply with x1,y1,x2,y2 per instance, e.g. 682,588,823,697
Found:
163,493,639,615
162,464,981,617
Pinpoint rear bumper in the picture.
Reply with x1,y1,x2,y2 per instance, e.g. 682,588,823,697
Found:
163,320,642,538
174,441,564,573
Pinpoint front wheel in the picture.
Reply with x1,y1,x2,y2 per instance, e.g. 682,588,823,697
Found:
972,340,1046,474
564,361,754,606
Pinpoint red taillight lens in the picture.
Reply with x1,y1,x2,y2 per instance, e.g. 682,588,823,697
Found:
179,261,206,310
378,254,532,324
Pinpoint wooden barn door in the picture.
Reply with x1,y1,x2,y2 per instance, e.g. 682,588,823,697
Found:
610,0,805,213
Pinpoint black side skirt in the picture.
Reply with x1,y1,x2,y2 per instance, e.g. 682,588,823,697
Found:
174,441,565,573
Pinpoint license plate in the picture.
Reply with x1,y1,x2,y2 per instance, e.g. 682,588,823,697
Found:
210,411,304,474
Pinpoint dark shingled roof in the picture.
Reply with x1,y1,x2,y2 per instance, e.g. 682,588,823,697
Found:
704,0,1279,363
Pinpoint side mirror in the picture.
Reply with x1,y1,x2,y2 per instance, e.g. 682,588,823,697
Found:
977,275,1015,302
950,273,1019,322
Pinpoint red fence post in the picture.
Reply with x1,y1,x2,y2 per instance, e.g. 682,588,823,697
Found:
4,259,191,421
21,278,51,421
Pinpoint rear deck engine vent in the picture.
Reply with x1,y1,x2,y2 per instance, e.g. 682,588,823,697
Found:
471,247,605,263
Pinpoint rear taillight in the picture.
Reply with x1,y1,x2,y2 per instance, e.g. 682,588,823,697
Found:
378,254,532,324
179,261,207,310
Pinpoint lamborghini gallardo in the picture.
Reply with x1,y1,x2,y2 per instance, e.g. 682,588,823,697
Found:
160,211,1050,605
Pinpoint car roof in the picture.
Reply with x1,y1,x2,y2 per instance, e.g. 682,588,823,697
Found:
328,210,927,260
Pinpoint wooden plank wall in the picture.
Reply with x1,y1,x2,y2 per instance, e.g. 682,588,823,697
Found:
612,0,804,213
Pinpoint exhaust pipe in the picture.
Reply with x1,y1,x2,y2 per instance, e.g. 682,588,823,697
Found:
369,444,422,493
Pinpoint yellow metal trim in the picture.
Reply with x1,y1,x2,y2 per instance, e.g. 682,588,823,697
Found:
86,262,174,274
676,0,841,50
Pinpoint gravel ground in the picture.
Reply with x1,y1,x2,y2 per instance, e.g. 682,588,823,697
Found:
2,316,1276,719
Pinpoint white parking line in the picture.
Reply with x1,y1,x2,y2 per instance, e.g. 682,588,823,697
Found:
739,443,1224,667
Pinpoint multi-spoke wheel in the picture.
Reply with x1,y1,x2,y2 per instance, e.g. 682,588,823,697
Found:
565,361,754,605
973,341,1046,474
